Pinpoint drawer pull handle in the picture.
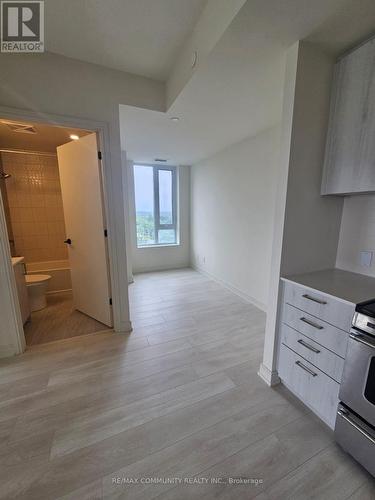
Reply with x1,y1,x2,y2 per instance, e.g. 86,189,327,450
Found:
300,317,323,330
295,360,317,377
337,408,375,445
302,294,327,305
297,338,320,354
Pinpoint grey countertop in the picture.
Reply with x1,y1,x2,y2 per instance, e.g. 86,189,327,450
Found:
282,268,375,305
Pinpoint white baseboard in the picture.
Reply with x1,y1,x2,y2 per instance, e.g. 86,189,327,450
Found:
0,344,19,359
133,263,190,274
192,264,267,312
258,362,280,386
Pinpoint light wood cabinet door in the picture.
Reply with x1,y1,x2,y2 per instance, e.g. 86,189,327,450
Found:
283,281,354,332
278,344,340,429
322,38,375,195
281,323,345,383
282,303,349,358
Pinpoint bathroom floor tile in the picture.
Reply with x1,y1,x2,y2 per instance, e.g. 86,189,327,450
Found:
24,290,110,346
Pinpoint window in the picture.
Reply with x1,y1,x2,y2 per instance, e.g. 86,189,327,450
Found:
133,164,177,247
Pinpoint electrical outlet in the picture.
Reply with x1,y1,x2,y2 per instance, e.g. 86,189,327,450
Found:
202,256,206,264
360,251,373,268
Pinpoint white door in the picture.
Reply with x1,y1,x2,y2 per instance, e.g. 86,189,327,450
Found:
57,133,112,327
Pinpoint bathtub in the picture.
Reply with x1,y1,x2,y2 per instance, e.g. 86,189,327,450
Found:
26,260,72,293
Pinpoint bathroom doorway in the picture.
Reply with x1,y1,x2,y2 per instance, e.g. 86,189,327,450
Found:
0,118,113,345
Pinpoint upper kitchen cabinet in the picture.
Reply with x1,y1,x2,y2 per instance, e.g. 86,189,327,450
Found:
321,37,375,195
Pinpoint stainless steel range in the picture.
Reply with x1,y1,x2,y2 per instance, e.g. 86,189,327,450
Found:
335,299,375,477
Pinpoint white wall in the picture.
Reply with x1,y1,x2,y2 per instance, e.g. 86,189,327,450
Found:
190,126,280,311
336,194,375,277
0,52,164,355
260,42,344,386
122,153,134,284
259,43,300,386
128,163,191,273
279,43,344,277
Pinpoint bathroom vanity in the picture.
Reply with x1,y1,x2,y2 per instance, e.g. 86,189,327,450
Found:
12,257,30,325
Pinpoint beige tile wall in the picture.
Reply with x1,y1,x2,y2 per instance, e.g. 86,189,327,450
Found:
2,152,68,263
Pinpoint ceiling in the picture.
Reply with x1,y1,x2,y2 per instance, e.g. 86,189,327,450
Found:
306,0,375,54
45,0,207,81
120,45,286,165
0,120,91,152
120,0,375,166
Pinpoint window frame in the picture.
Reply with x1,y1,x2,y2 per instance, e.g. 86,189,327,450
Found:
134,164,178,248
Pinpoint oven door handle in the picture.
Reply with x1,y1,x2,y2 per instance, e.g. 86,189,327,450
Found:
337,409,375,445
349,332,375,350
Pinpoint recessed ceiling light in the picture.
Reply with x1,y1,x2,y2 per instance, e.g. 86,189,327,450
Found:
170,117,179,122
70,134,79,140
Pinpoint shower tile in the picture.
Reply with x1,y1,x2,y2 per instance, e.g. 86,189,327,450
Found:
12,222,22,237
19,207,34,222
2,153,66,263
34,222,48,235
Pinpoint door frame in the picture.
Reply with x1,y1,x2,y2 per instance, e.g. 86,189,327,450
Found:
0,105,131,356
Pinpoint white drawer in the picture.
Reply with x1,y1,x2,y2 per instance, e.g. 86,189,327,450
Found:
282,303,348,358
283,281,354,332
281,323,345,383
278,344,340,429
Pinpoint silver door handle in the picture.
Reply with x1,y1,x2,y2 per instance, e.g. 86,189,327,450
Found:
302,294,327,305
337,409,375,445
349,332,375,350
300,317,323,330
297,339,320,354
295,360,317,377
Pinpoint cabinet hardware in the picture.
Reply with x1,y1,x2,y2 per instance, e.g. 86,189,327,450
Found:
295,360,317,376
300,317,323,330
297,338,320,353
302,294,327,305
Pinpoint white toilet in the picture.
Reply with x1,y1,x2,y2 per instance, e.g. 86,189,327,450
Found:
25,274,52,312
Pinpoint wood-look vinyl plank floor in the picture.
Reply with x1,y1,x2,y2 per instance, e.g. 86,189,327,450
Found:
0,269,372,499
